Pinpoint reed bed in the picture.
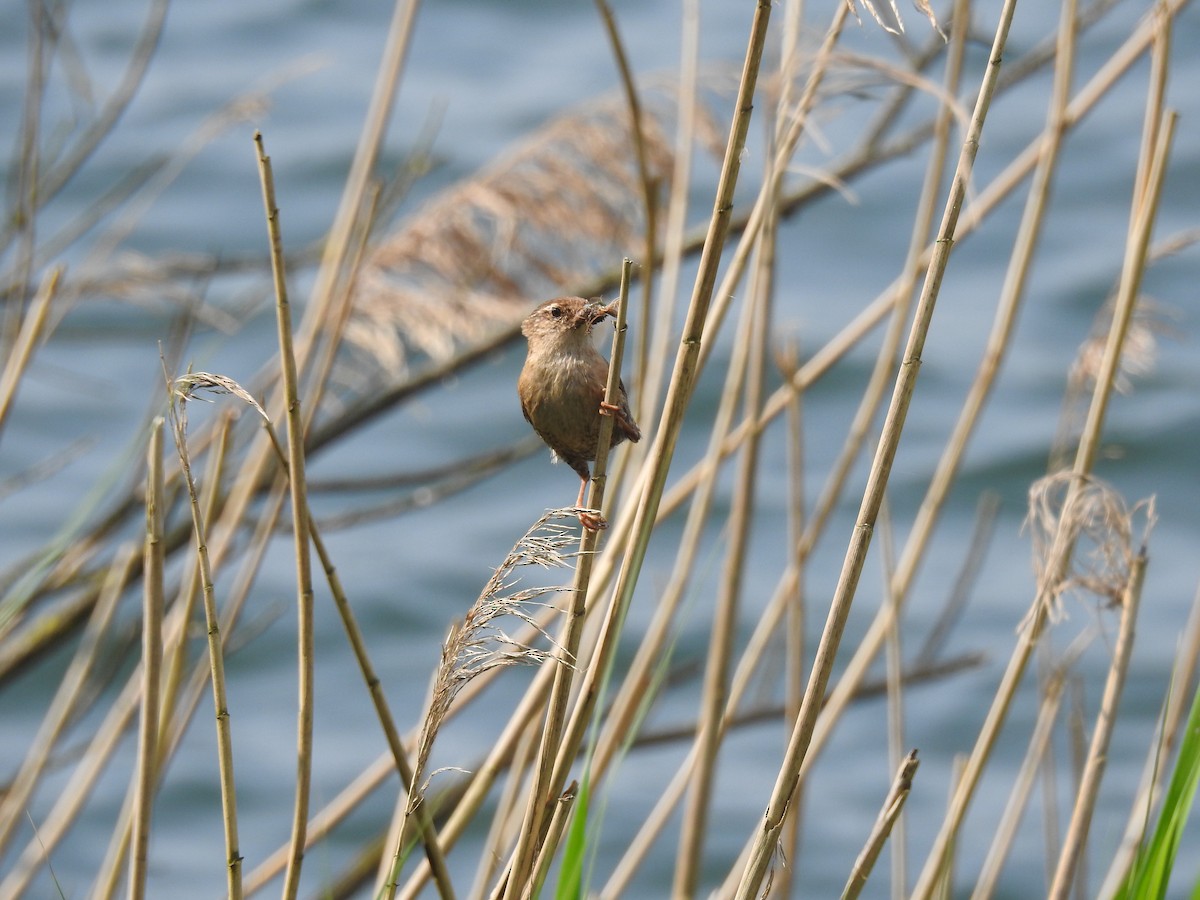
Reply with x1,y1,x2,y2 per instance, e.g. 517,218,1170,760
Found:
1,1,1198,898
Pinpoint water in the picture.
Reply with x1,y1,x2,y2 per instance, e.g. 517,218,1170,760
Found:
2,1,1199,896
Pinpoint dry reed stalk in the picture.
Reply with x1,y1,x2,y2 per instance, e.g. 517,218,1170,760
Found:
637,0,700,431
776,336,808,900
300,184,382,436
1065,679,1088,893
594,0,659,388
11,408,255,897
0,266,59,439
915,494,1000,670
1096,580,1200,895
309,494,455,892
380,512,580,898
128,419,165,900
88,414,235,896
505,263,634,897
254,131,317,900
1047,543,1150,898
468,727,539,900
168,376,257,900
841,749,920,900
674,156,776,896
585,235,761,795
776,0,1073,827
916,97,1171,897
295,0,421,365
0,566,139,899
231,398,455,895
0,544,136,858
696,3,851,379
800,0,967,592
0,0,168,248
5,0,47,344
909,32,1178,891
243,752,390,894
969,668,1069,900
540,10,775,868
529,780,578,898
3,421,276,900
880,499,908,900
157,412,233,758
602,760,691,896
7,416,228,895
734,2,1019,892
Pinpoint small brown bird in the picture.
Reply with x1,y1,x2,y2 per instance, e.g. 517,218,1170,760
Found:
518,296,641,530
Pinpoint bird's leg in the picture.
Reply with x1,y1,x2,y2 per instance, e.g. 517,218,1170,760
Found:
598,400,620,416
575,474,606,531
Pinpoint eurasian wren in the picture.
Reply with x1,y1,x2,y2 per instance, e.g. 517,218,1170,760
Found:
518,296,641,530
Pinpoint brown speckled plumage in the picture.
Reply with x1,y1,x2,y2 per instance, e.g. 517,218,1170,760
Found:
518,296,640,529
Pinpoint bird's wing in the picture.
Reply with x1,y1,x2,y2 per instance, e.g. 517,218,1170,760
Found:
614,379,641,443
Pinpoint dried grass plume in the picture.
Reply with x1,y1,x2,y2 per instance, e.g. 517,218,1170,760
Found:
1025,471,1156,621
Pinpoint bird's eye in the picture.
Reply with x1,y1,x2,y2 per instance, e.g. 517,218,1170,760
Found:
549,305,563,318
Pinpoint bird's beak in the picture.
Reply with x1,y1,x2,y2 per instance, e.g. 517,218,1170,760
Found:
576,301,617,330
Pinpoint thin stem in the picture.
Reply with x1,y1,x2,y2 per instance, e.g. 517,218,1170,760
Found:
0,545,135,860
295,0,422,358
254,132,316,900
0,266,60,442
594,0,658,390
507,261,633,897
970,673,1068,900
543,0,774,839
167,393,242,898
841,750,920,900
674,145,775,897
909,97,1178,900
734,3,1019,893
128,419,165,900
637,0,698,430
1047,553,1148,898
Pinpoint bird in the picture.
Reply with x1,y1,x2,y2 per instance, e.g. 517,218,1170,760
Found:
518,296,641,531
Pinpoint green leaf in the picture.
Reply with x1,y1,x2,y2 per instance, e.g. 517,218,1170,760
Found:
1115,682,1200,899
554,772,591,900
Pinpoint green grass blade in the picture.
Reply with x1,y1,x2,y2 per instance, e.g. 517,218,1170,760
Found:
554,770,591,900
1116,681,1200,899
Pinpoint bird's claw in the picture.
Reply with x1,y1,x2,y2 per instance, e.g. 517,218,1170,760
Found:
576,508,608,531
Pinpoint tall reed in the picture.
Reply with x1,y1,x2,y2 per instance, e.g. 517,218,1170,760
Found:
1,1,1197,898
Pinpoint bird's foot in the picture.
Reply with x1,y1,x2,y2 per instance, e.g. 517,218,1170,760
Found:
576,508,608,531
598,400,620,417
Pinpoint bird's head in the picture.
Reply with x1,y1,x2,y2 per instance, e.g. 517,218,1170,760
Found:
521,296,615,350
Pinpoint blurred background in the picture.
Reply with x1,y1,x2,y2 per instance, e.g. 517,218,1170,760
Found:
1,0,1198,896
